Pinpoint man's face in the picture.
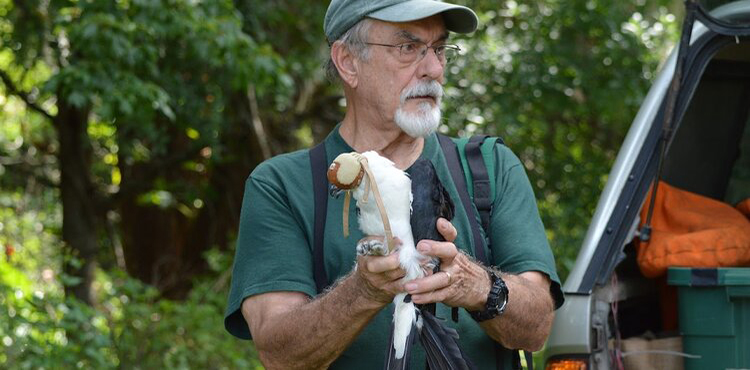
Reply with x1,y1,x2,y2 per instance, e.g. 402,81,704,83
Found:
357,16,448,137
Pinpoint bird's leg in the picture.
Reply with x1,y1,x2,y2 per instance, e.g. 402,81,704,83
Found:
356,238,389,256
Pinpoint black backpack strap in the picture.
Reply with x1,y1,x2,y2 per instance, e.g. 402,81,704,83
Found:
440,134,533,370
309,141,329,293
437,134,488,265
524,349,534,370
464,135,512,370
465,135,492,235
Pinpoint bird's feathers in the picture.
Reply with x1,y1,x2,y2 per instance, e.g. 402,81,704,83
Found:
345,151,421,361
351,152,413,245
385,318,418,370
409,160,476,370
391,293,417,360
419,310,477,370
409,158,455,244
330,152,474,369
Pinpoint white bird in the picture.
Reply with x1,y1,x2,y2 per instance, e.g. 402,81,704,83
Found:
327,151,424,361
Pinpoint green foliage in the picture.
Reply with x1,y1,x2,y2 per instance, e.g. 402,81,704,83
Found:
0,172,60,280
0,255,261,369
0,0,688,366
1,0,304,294
441,0,680,278
46,0,260,163
2,0,292,214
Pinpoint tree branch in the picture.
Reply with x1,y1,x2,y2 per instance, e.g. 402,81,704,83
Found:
0,68,55,122
247,84,272,160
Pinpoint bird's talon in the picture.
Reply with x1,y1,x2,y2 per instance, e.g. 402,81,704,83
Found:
356,239,388,256
424,261,438,272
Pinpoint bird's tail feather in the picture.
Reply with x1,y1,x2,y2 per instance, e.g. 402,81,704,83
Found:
392,294,416,359
418,309,476,370
384,311,417,370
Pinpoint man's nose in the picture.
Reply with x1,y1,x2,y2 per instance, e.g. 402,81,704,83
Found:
417,48,445,81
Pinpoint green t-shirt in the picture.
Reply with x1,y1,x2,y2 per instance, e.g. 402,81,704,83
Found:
224,127,564,369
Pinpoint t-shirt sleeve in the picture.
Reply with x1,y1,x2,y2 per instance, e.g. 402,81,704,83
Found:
224,172,317,339
489,145,564,309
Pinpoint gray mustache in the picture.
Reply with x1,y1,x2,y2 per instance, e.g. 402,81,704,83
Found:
400,81,444,103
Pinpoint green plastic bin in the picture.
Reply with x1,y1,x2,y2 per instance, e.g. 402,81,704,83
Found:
667,267,750,370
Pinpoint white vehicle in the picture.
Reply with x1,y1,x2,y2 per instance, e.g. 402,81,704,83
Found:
544,1,750,369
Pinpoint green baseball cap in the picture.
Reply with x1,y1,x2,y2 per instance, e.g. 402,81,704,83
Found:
324,0,478,42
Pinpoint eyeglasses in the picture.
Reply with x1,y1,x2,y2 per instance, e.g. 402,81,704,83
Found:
364,41,461,65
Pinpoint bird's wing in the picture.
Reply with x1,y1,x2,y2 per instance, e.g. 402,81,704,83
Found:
410,159,455,243
418,309,477,370
435,175,455,221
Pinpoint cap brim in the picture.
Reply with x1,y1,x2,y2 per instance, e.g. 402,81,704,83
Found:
367,0,478,34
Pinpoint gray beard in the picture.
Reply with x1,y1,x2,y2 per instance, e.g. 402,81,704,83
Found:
394,101,441,138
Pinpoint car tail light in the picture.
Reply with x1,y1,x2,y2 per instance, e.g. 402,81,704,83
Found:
545,358,588,370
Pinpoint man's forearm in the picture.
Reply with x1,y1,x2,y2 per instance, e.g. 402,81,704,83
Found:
251,273,387,369
479,272,555,351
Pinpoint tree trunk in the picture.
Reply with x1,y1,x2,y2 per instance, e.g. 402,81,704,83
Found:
117,90,267,298
55,102,97,305
117,122,199,297
115,82,339,297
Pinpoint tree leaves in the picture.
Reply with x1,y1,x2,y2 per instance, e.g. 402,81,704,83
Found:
441,0,680,278
1,0,682,295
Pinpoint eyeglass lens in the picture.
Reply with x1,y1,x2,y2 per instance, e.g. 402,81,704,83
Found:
398,43,458,64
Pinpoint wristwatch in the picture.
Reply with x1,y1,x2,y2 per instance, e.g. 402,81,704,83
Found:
468,269,508,322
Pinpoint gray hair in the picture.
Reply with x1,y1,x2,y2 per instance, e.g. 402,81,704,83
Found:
325,18,374,83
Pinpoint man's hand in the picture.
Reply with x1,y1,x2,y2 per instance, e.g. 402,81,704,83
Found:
403,218,490,311
354,236,407,304
402,217,555,351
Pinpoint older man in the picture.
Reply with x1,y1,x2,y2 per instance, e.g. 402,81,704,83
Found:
224,0,564,369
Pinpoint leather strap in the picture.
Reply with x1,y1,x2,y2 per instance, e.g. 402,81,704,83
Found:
358,156,395,252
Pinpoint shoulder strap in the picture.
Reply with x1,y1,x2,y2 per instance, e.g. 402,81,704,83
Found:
437,134,489,265
465,135,492,233
524,350,534,370
309,141,329,293
441,134,533,370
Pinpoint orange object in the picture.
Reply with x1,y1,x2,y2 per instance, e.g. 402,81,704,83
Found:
546,359,587,370
737,198,750,219
636,181,750,278
4,243,13,260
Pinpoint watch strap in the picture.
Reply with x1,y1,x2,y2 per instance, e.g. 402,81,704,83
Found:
468,269,508,322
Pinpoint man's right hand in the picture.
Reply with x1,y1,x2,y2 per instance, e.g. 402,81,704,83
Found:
242,239,406,369
354,236,407,304
241,236,408,368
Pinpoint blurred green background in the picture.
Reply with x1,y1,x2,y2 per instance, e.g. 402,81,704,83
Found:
0,0,690,367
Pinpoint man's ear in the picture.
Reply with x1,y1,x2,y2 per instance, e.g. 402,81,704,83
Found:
331,41,359,88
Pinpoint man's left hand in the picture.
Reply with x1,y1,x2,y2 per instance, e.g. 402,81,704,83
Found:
404,218,490,311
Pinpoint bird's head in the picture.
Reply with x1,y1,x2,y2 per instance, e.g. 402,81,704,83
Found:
327,152,365,198
325,151,397,250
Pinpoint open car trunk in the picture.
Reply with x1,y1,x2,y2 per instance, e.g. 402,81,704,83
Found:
546,1,750,369
608,41,750,368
